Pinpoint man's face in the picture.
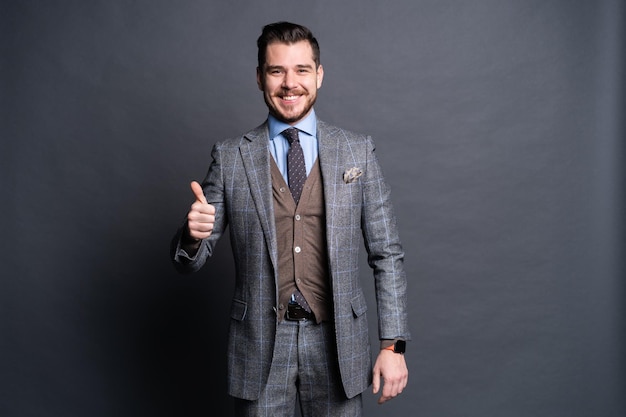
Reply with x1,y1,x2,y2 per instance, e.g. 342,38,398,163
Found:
257,41,324,125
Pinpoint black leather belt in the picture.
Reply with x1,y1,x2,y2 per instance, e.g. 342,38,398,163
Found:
285,303,315,321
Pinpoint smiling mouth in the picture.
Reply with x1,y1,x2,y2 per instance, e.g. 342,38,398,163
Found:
281,95,299,102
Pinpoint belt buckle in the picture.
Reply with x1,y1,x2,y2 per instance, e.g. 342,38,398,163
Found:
285,303,309,321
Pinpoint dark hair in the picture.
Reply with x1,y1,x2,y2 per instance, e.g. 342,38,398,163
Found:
257,21,321,69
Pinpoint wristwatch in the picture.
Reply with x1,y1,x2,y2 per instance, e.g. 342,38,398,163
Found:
384,340,406,354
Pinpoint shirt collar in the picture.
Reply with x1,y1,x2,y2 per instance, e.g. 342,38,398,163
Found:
268,110,317,140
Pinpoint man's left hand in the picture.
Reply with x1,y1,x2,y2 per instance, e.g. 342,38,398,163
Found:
372,349,409,404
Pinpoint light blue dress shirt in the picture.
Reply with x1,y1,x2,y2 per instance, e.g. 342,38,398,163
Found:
268,110,318,185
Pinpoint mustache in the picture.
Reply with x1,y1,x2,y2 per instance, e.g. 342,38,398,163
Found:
278,89,305,96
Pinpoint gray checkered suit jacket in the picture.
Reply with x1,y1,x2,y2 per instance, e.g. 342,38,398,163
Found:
172,119,409,400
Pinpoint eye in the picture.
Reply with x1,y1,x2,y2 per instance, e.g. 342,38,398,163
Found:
266,67,283,75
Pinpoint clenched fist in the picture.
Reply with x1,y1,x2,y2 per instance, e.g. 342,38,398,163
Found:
186,181,216,241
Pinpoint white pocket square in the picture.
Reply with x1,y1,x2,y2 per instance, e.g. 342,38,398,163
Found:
343,167,363,184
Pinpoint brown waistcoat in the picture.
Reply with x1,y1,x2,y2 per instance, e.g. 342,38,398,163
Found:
271,157,332,323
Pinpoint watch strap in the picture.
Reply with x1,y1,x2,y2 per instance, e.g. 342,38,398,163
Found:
381,339,406,353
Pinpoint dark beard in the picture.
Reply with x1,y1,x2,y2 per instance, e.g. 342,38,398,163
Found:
263,94,317,124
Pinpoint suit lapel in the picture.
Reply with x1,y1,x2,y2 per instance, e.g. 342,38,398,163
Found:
317,120,348,273
239,123,278,270
317,120,343,214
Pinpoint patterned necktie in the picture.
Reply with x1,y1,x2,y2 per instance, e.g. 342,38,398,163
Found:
282,127,311,313
283,127,306,205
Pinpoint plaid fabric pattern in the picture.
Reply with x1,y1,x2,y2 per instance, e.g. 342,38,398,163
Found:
233,320,362,416
172,120,409,401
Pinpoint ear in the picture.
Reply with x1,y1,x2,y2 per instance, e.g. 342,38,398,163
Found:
316,65,324,89
256,67,263,91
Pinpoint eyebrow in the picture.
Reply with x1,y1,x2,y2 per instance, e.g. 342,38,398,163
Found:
265,64,315,71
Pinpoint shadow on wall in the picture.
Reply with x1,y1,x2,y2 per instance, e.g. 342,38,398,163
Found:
87,195,236,416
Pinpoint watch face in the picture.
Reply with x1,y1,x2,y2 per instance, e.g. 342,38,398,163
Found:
395,340,406,353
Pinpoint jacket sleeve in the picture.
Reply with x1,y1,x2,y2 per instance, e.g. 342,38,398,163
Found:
171,142,229,274
360,136,411,341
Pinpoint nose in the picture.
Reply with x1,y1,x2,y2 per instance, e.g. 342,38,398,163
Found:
281,70,297,89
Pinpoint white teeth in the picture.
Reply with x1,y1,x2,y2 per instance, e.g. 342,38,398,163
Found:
283,96,298,101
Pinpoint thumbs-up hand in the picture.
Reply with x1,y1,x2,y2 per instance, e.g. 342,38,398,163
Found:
186,181,216,241
190,180,208,204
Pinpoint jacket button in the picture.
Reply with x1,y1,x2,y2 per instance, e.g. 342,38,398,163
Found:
294,246,301,253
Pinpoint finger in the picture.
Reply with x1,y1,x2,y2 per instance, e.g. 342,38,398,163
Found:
379,376,407,404
378,383,395,404
190,200,216,215
190,181,207,204
187,213,214,239
371,368,381,395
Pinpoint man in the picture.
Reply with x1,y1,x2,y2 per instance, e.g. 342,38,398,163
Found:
171,21,409,416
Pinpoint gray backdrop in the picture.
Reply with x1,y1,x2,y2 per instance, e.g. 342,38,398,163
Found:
2,1,624,416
